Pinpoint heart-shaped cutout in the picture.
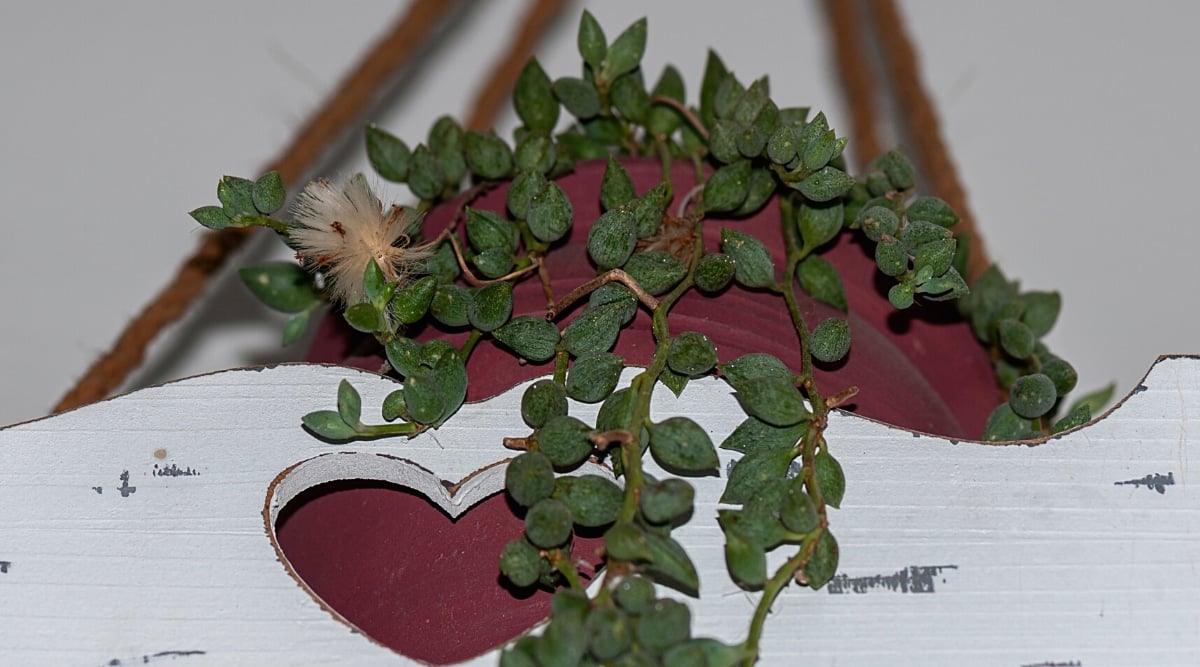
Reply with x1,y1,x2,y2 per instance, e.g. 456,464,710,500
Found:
266,452,608,664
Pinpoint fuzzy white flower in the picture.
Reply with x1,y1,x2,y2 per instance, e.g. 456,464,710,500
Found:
289,174,434,307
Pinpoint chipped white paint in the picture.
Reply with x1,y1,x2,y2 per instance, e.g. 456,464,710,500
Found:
2,359,1199,666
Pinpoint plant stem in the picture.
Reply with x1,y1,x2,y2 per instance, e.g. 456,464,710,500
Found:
358,421,422,437
550,549,587,592
459,329,482,361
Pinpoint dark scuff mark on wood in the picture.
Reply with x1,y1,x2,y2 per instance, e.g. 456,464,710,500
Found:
153,463,199,477
98,649,206,666
117,470,137,498
1115,472,1174,494
827,565,957,594
0,561,11,573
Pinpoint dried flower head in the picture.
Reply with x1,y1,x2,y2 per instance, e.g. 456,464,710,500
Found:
289,173,435,307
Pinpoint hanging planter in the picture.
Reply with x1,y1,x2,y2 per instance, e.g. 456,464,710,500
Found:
184,10,1095,665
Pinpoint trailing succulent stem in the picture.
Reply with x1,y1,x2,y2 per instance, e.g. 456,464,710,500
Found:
189,11,1099,666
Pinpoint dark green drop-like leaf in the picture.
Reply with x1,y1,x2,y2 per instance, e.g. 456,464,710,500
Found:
302,410,358,441
810,318,851,364
252,171,285,214
667,331,718,377
1067,382,1116,418
814,450,845,508
281,308,312,347
718,352,793,392
384,337,423,378
336,379,362,426
708,119,740,164
521,379,567,428
595,387,635,433
506,451,556,508
797,201,844,250
694,252,735,293
463,131,514,180
875,236,909,277
577,10,606,71
632,181,671,238
366,125,411,182
796,255,848,312
723,526,766,589
468,282,513,332
623,251,687,295
537,415,594,468
609,68,649,123
704,160,752,213
639,478,694,525
589,282,637,325
1042,357,1079,396
217,176,256,216
430,283,472,327
982,403,1039,442
465,208,517,253
344,302,382,333
239,262,319,313
1022,291,1062,337
699,49,728,126
566,352,624,403
997,318,1036,360
600,156,636,211
525,497,573,548
720,228,776,288
587,208,637,270
647,65,685,136
648,417,719,473
731,167,776,217
361,259,391,312
780,479,819,533
526,181,573,243
553,76,601,119
514,58,559,132
604,18,647,80
804,530,839,590
794,166,854,202
906,195,958,227
640,533,700,596
605,522,652,561
562,301,624,357
513,131,556,174
1052,403,1092,433
189,205,231,230
1009,373,1057,419
634,599,691,653
914,237,957,278
735,376,810,427
493,315,559,363
721,448,795,504
507,170,546,219
407,144,443,201
499,538,542,588
720,417,805,454
767,124,798,165
555,474,623,528
879,149,917,190
659,367,689,398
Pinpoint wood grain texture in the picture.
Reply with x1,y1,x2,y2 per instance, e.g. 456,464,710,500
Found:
2,360,1198,665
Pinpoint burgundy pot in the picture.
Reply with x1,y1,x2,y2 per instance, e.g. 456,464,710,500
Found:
280,158,997,663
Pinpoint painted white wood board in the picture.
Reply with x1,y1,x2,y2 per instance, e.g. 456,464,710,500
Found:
2,359,1197,665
